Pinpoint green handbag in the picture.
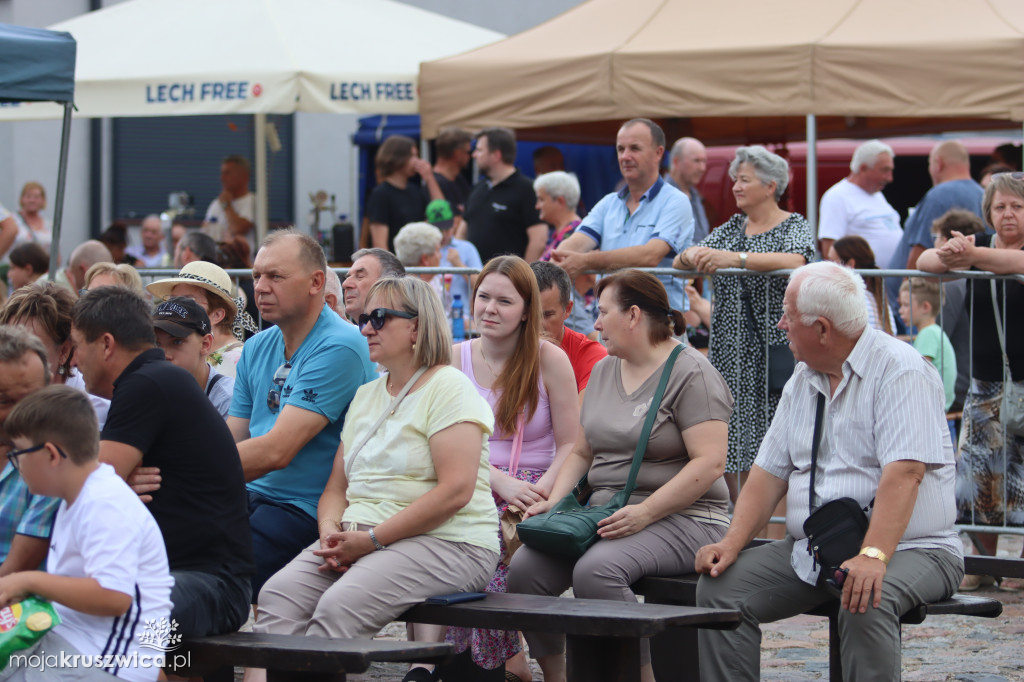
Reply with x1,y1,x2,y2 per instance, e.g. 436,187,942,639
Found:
516,345,682,558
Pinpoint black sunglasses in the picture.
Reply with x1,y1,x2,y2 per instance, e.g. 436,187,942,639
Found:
357,308,417,331
266,361,292,413
6,442,67,471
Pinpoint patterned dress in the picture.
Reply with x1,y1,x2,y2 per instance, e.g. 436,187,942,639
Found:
699,213,815,473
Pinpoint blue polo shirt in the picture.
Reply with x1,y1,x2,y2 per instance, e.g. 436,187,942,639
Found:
231,306,375,518
576,177,693,311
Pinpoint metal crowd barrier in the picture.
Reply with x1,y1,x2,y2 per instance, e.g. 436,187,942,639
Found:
137,265,1023,538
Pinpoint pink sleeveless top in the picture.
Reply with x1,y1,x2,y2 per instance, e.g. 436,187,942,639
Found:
459,340,556,472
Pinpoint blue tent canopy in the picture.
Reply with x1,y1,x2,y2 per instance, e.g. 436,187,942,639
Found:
0,22,76,281
0,23,75,103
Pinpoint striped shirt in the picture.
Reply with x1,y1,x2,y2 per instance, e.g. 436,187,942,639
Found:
755,327,962,584
0,462,59,563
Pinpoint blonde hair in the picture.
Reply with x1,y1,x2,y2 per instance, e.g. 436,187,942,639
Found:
365,276,452,368
19,181,47,210
900,277,941,314
84,262,144,296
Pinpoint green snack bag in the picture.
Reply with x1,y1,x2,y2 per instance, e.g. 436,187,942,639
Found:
0,596,61,670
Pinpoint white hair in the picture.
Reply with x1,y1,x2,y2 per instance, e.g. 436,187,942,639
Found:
324,268,344,315
729,146,790,201
850,139,895,174
394,222,442,267
534,171,581,209
791,262,868,337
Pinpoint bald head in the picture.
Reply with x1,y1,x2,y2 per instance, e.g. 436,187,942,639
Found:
670,137,708,189
67,240,114,291
929,140,972,185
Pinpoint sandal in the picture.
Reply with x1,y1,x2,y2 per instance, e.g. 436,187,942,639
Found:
998,577,1024,592
960,574,995,592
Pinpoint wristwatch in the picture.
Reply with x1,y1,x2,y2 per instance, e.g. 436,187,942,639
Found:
858,546,890,564
738,252,748,269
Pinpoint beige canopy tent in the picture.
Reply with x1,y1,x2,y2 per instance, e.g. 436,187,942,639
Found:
419,0,1024,144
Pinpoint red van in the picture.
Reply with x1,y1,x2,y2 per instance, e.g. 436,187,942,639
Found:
697,136,1019,233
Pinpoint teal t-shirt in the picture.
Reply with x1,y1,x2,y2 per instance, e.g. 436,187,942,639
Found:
913,323,957,412
231,306,375,517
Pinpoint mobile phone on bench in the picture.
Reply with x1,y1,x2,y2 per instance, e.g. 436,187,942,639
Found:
423,592,488,605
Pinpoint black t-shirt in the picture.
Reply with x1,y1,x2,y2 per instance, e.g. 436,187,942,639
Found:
102,348,253,575
427,171,472,216
464,170,542,262
365,181,428,252
968,233,1024,381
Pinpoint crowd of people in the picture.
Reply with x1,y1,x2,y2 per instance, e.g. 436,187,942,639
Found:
0,120,1020,682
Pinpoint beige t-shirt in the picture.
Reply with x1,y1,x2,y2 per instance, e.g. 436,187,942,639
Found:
342,366,499,553
582,346,733,525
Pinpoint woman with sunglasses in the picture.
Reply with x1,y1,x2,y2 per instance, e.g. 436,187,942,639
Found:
919,170,1024,590
442,255,579,682
251,277,499,682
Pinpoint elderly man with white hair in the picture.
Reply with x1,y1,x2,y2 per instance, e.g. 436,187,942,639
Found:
695,261,963,682
394,222,445,305
322,268,349,320
817,140,902,267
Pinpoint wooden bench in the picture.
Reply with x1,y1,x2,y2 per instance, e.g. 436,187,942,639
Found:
401,590,740,682
170,632,455,682
633,569,1005,682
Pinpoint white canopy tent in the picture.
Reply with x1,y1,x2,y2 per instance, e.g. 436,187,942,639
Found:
0,0,503,239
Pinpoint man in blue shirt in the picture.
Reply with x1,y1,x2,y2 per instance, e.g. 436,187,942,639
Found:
0,328,57,577
229,229,375,601
667,137,710,245
885,140,985,322
552,118,694,312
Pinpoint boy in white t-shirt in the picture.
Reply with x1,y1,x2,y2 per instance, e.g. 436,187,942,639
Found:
0,385,173,682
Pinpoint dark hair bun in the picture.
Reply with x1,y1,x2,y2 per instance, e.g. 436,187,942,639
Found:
670,309,686,337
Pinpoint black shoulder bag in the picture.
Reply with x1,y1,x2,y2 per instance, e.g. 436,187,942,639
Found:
802,393,874,574
740,279,794,394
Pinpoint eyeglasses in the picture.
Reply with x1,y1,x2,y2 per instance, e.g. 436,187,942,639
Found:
357,308,417,331
6,442,67,471
994,171,1024,180
266,361,292,412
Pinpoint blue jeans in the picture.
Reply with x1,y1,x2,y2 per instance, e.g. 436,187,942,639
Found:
248,490,319,603
171,567,251,637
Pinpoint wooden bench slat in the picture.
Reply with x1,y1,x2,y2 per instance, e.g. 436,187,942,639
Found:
901,594,1004,624
175,633,453,676
402,591,739,637
964,555,1024,578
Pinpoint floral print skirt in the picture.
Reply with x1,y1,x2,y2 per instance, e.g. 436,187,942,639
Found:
445,466,543,669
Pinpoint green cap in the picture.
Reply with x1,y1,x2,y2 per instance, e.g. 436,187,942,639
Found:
425,199,455,230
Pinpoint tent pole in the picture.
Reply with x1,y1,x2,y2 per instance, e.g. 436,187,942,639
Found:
350,137,359,253
48,102,73,282
806,114,818,247
255,113,269,244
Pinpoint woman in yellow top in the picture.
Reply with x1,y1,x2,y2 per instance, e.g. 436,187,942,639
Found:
252,276,499,682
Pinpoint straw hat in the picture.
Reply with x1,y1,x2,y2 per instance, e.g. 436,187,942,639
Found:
146,261,238,317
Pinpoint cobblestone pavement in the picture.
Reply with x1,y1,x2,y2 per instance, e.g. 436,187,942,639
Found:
259,536,1024,681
